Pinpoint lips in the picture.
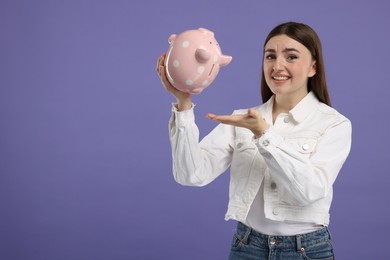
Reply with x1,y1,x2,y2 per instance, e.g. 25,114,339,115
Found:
272,75,291,81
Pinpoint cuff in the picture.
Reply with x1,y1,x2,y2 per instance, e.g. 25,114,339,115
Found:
252,127,283,150
171,103,196,126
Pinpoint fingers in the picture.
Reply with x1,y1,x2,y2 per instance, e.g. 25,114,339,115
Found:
208,111,256,122
207,114,243,125
207,109,268,137
159,66,171,89
248,108,266,122
156,54,168,83
156,53,166,73
156,54,193,105
247,108,259,118
206,113,216,120
156,53,170,88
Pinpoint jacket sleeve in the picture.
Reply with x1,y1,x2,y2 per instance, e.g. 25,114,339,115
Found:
169,104,235,186
255,117,352,206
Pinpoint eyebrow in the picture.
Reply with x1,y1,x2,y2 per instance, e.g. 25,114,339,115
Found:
264,48,301,53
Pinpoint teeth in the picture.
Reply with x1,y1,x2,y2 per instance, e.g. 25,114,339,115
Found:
273,76,289,80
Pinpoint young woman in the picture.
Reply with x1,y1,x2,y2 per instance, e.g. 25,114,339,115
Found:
156,22,351,260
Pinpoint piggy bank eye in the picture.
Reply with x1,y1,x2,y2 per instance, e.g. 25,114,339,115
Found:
210,41,212,44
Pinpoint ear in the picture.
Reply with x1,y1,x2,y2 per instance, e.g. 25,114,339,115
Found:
308,60,317,78
198,28,214,37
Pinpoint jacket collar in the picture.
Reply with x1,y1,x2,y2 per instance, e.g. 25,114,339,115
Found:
264,92,320,124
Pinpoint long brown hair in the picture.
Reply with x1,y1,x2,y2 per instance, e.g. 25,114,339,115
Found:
261,22,331,106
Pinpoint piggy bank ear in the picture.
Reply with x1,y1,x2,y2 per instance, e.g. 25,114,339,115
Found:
198,28,214,37
168,34,176,44
220,54,232,67
195,48,211,63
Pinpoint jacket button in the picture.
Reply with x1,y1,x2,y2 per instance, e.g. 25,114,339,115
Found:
237,143,243,149
283,116,290,123
302,143,310,151
273,208,280,215
262,139,270,146
271,182,277,189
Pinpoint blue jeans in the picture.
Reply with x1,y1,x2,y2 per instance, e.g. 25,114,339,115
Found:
229,222,334,260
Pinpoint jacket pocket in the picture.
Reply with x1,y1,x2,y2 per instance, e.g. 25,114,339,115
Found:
285,137,317,155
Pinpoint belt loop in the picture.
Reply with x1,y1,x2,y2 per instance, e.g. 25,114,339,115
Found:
242,225,251,244
326,226,332,240
296,234,302,252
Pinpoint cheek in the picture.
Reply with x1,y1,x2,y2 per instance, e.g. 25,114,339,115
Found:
289,63,308,78
263,67,273,85
263,63,272,75
295,60,314,76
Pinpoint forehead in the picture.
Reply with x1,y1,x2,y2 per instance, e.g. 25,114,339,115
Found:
264,34,308,52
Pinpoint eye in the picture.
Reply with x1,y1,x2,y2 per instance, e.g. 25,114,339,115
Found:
209,41,213,44
287,55,298,60
265,54,276,60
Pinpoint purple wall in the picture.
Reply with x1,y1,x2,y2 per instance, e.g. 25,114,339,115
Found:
1,0,389,259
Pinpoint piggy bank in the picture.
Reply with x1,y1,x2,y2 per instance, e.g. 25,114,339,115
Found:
165,28,232,94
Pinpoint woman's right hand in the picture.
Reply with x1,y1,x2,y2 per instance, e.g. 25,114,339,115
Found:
156,53,192,111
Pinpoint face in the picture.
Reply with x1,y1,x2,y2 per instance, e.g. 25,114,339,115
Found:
263,34,316,99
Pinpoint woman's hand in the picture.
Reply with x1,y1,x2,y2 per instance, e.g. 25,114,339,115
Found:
207,109,269,138
156,53,192,111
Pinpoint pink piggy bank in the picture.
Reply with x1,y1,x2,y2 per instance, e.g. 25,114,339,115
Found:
165,28,232,94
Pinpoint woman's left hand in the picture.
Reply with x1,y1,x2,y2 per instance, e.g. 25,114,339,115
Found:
207,108,269,138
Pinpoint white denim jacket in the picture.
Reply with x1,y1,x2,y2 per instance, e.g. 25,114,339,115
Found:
169,92,352,226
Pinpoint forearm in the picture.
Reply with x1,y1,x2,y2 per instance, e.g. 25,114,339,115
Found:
169,105,234,186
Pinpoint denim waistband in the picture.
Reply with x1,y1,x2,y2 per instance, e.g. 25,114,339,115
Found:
235,222,331,251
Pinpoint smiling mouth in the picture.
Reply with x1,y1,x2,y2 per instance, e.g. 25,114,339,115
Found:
272,76,290,81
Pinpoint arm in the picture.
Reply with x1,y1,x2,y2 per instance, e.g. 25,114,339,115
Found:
208,108,352,206
169,105,235,186
157,53,235,186
256,118,352,205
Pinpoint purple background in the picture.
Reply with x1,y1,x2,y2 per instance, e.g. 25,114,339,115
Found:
1,0,389,259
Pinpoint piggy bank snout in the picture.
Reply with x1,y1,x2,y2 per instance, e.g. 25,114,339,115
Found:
195,48,211,63
220,55,232,67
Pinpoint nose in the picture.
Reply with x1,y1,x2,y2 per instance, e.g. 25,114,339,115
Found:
273,57,285,72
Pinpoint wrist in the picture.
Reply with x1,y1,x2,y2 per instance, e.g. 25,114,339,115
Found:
177,98,192,111
253,126,269,139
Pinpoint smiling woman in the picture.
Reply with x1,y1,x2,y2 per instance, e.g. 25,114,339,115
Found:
263,34,317,119
157,21,351,260
261,22,330,108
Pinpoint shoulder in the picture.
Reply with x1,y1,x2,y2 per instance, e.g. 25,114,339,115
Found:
317,103,351,129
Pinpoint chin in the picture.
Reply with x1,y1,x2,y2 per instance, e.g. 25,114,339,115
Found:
269,86,288,95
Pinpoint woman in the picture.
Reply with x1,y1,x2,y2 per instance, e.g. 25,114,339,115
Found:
156,22,351,260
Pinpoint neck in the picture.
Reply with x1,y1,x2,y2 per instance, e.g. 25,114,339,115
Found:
273,91,308,113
